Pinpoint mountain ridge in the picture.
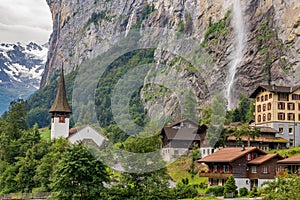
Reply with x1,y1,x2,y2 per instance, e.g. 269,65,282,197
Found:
0,42,48,114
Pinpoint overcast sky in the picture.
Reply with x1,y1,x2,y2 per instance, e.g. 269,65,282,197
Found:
0,0,52,44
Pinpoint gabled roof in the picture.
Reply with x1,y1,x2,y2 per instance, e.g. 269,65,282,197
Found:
249,85,300,98
49,68,72,113
163,127,201,140
277,155,300,164
258,126,278,133
166,119,200,128
198,147,266,163
248,154,283,165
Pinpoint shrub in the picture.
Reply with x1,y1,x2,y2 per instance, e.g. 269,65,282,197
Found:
175,181,198,199
223,175,238,197
239,187,248,197
214,186,224,197
205,186,224,197
249,186,258,197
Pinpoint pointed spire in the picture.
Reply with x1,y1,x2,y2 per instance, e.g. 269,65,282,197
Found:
49,67,72,113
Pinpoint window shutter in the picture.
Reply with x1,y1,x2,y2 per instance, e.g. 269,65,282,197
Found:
268,166,271,174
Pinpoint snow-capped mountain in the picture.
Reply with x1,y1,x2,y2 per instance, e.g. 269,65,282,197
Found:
0,42,48,114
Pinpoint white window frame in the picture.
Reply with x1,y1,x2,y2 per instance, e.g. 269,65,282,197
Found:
252,166,257,173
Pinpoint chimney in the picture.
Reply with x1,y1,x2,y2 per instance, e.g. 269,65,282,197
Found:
241,144,245,151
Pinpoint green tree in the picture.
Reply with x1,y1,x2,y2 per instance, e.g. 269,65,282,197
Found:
231,124,261,147
263,175,300,200
188,143,200,178
34,138,69,192
108,123,172,199
51,142,109,200
223,175,238,197
6,99,28,140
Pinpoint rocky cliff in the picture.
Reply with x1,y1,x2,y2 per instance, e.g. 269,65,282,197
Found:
42,0,300,113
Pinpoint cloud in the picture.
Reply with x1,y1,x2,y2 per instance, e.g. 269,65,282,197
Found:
0,0,52,44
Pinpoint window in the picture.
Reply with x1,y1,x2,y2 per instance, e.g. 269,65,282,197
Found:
292,94,300,100
213,165,218,173
258,115,261,122
277,166,282,172
299,103,300,111
269,94,272,99
257,105,261,112
261,96,264,102
257,97,260,102
263,114,266,122
263,104,266,111
278,102,285,110
265,95,268,101
223,165,230,173
207,149,210,155
59,116,65,123
203,149,206,155
267,113,271,121
174,150,179,154
278,93,289,101
252,166,257,173
263,166,268,174
247,153,252,161
289,127,293,134
278,113,285,120
288,103,295,110
267,103,272,110
288,113,295,121
299,114,300,121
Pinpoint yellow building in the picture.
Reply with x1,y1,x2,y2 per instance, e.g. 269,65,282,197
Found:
250,85,300,147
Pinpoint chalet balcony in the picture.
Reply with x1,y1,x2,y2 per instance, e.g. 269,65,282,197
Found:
199,172,232,179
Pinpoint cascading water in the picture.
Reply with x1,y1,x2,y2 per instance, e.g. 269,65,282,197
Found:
226,0,247,110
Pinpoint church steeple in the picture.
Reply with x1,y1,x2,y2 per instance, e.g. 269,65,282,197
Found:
50,67,71,140
50,68,71,114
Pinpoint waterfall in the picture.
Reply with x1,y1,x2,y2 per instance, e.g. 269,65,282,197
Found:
226,0,247,110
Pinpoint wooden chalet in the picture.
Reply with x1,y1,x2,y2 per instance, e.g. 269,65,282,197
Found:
226,126,288,151
277,154,300,175
160,119,206,162
198,147,283,190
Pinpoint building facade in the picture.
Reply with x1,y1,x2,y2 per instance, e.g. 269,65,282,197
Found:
198,147,283,190
160,119,207,162
250,85,300,147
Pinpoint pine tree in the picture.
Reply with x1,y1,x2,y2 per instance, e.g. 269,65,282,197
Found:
224,175,238,197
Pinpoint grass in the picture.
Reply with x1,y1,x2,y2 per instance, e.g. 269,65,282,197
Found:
268,146,300,157
167,156,208,185
39,127,51,140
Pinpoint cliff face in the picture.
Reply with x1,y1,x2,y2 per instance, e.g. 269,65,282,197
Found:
42,0,300,111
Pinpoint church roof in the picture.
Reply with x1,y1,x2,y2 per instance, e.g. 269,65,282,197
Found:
49,68,72,113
